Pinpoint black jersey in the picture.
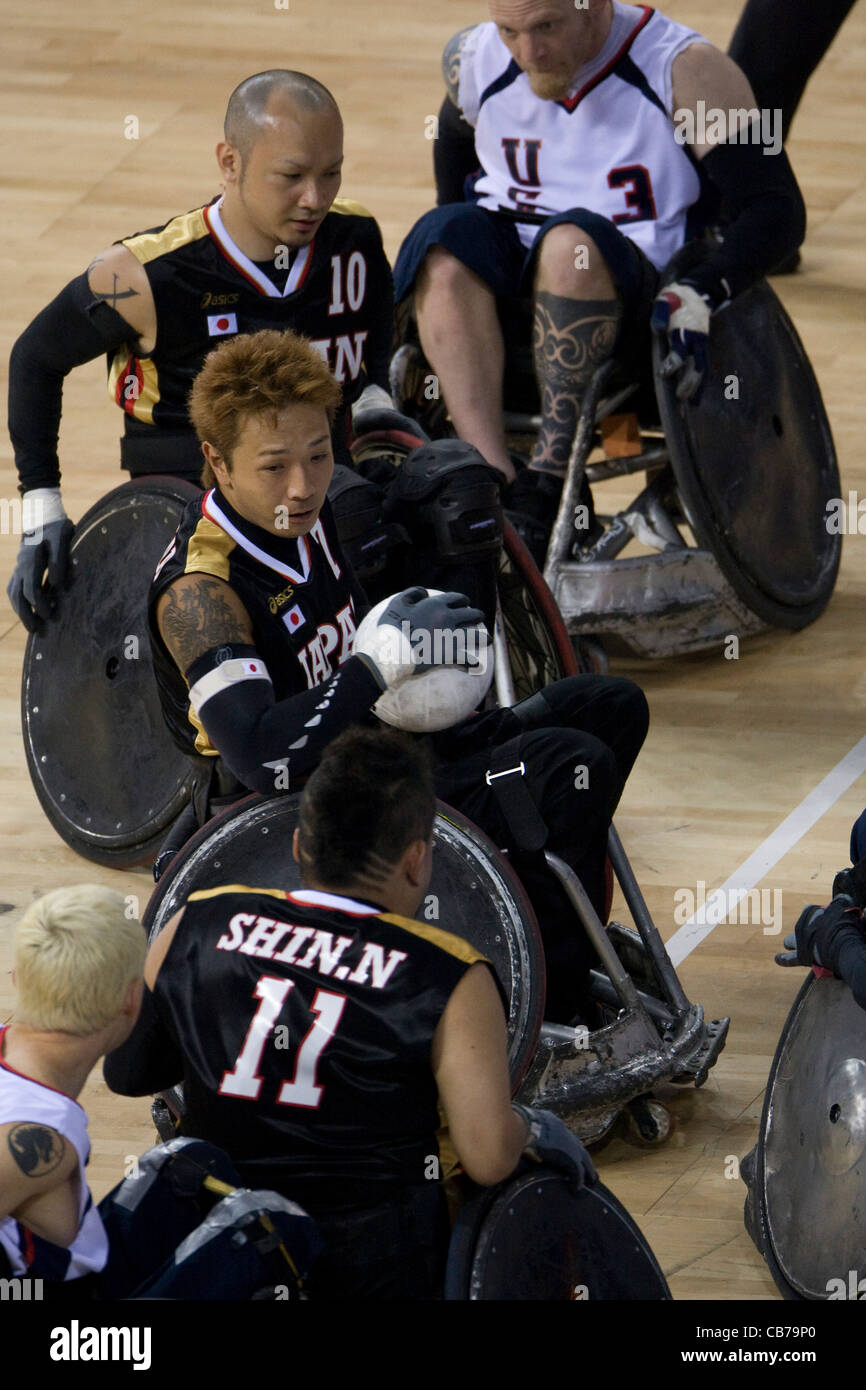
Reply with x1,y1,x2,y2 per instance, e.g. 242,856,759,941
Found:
110,196,393,436
148,486,377,768
151,886,489,1211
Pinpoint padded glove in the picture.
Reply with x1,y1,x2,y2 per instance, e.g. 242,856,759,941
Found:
354,586,487,691
512,1102,597,1189
650,281,714,404
776,895,862,968
6,488,74,631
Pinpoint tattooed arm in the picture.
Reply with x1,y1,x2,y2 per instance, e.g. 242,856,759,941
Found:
9,241,156,495
442,26,476,110
156,573,255,674
87,241,157,352
0,1120,81,1248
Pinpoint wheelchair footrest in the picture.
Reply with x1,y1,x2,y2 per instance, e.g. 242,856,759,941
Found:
546,548,767,658
669,1015,730,1087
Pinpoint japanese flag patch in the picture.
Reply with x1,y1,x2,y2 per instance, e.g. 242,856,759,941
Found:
283,603,306,633
207,312,238,336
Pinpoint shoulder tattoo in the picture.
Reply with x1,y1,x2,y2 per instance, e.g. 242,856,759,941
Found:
159,578,252,673
442,26,475,107
7,1123,66,1179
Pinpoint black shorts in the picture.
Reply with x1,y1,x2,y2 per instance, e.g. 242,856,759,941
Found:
393,202,660,327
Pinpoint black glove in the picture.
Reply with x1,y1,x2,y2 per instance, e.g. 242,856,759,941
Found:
832,858,866,909
7,516,75,632
776,895,863,969
512,1102,597,1190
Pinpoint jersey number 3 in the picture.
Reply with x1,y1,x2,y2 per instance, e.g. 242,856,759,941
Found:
608,165,658,225
219,975,347,1109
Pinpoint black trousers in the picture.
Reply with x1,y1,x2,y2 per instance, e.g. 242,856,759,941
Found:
432,675,649,1022
304,1183,451,1301
730,0,858,139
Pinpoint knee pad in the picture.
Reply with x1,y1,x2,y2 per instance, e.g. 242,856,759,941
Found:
384,439,503,563
327,465,408,587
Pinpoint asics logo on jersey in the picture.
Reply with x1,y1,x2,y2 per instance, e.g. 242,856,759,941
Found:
200,292,240,308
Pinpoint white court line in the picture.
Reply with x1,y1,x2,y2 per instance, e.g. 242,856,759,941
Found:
665,734,866,968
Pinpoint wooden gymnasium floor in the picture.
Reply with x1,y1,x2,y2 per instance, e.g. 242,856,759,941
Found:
1,0,864,1303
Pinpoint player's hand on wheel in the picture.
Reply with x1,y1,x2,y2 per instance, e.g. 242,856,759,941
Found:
354,586,487,691
512,1102,597,1190
651,281,713,404
776,895,865,968
6,489,74,632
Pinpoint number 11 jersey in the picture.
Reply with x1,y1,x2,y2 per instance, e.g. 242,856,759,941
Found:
152,885,491,1212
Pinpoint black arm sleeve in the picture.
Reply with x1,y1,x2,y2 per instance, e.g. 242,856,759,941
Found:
681,140,806,304
8,273,138,493
816,910,866,1014
103,984,185,1097
434,96,479,206
189,648,384,796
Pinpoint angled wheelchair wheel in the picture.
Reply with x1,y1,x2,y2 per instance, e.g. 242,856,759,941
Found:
747,973,866,1299
654,278,841,630
143,793,546,1091
499,520,580,695
444,1168,670,1301
21,476,200,867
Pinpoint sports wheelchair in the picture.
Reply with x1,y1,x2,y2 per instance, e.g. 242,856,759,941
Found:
144,790,728,1150
390,238,841,659
138,789,712,1298
19,458,588,868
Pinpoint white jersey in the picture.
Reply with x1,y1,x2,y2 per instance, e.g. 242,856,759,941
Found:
0,1028,108,1280
458,2,709,267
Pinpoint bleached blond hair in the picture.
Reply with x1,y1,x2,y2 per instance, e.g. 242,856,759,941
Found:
14,885,145,1036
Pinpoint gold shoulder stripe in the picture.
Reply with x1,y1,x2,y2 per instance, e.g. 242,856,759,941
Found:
186,515,235,581
122,208,210,266
187,884,290,903
330,196,374,219
377,912,490,966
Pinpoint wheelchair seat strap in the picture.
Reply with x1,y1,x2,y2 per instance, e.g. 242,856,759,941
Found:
485,751,549,853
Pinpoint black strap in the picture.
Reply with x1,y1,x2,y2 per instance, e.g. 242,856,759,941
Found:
485,747,549,853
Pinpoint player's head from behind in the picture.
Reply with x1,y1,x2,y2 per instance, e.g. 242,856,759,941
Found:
13,885,145,1045
294,726,436,918
190,328,341,538
488,0,613,100
219,70,343,256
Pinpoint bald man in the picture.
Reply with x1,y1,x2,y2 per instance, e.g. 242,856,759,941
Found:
8,71,395,630
394,0,806,564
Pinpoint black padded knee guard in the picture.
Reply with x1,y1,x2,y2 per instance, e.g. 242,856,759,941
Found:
383,440,504,629
327,465,409,589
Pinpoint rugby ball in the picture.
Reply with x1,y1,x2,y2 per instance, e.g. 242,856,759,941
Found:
354,589,493,733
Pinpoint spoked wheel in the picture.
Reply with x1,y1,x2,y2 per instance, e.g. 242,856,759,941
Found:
499,521,581,696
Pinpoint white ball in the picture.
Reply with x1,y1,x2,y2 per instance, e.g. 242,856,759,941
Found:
354,589,493,733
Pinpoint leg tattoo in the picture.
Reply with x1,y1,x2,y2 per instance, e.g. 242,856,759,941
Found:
531,293,622,474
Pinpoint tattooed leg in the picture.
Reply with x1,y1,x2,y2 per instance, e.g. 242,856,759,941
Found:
530,293,622,475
